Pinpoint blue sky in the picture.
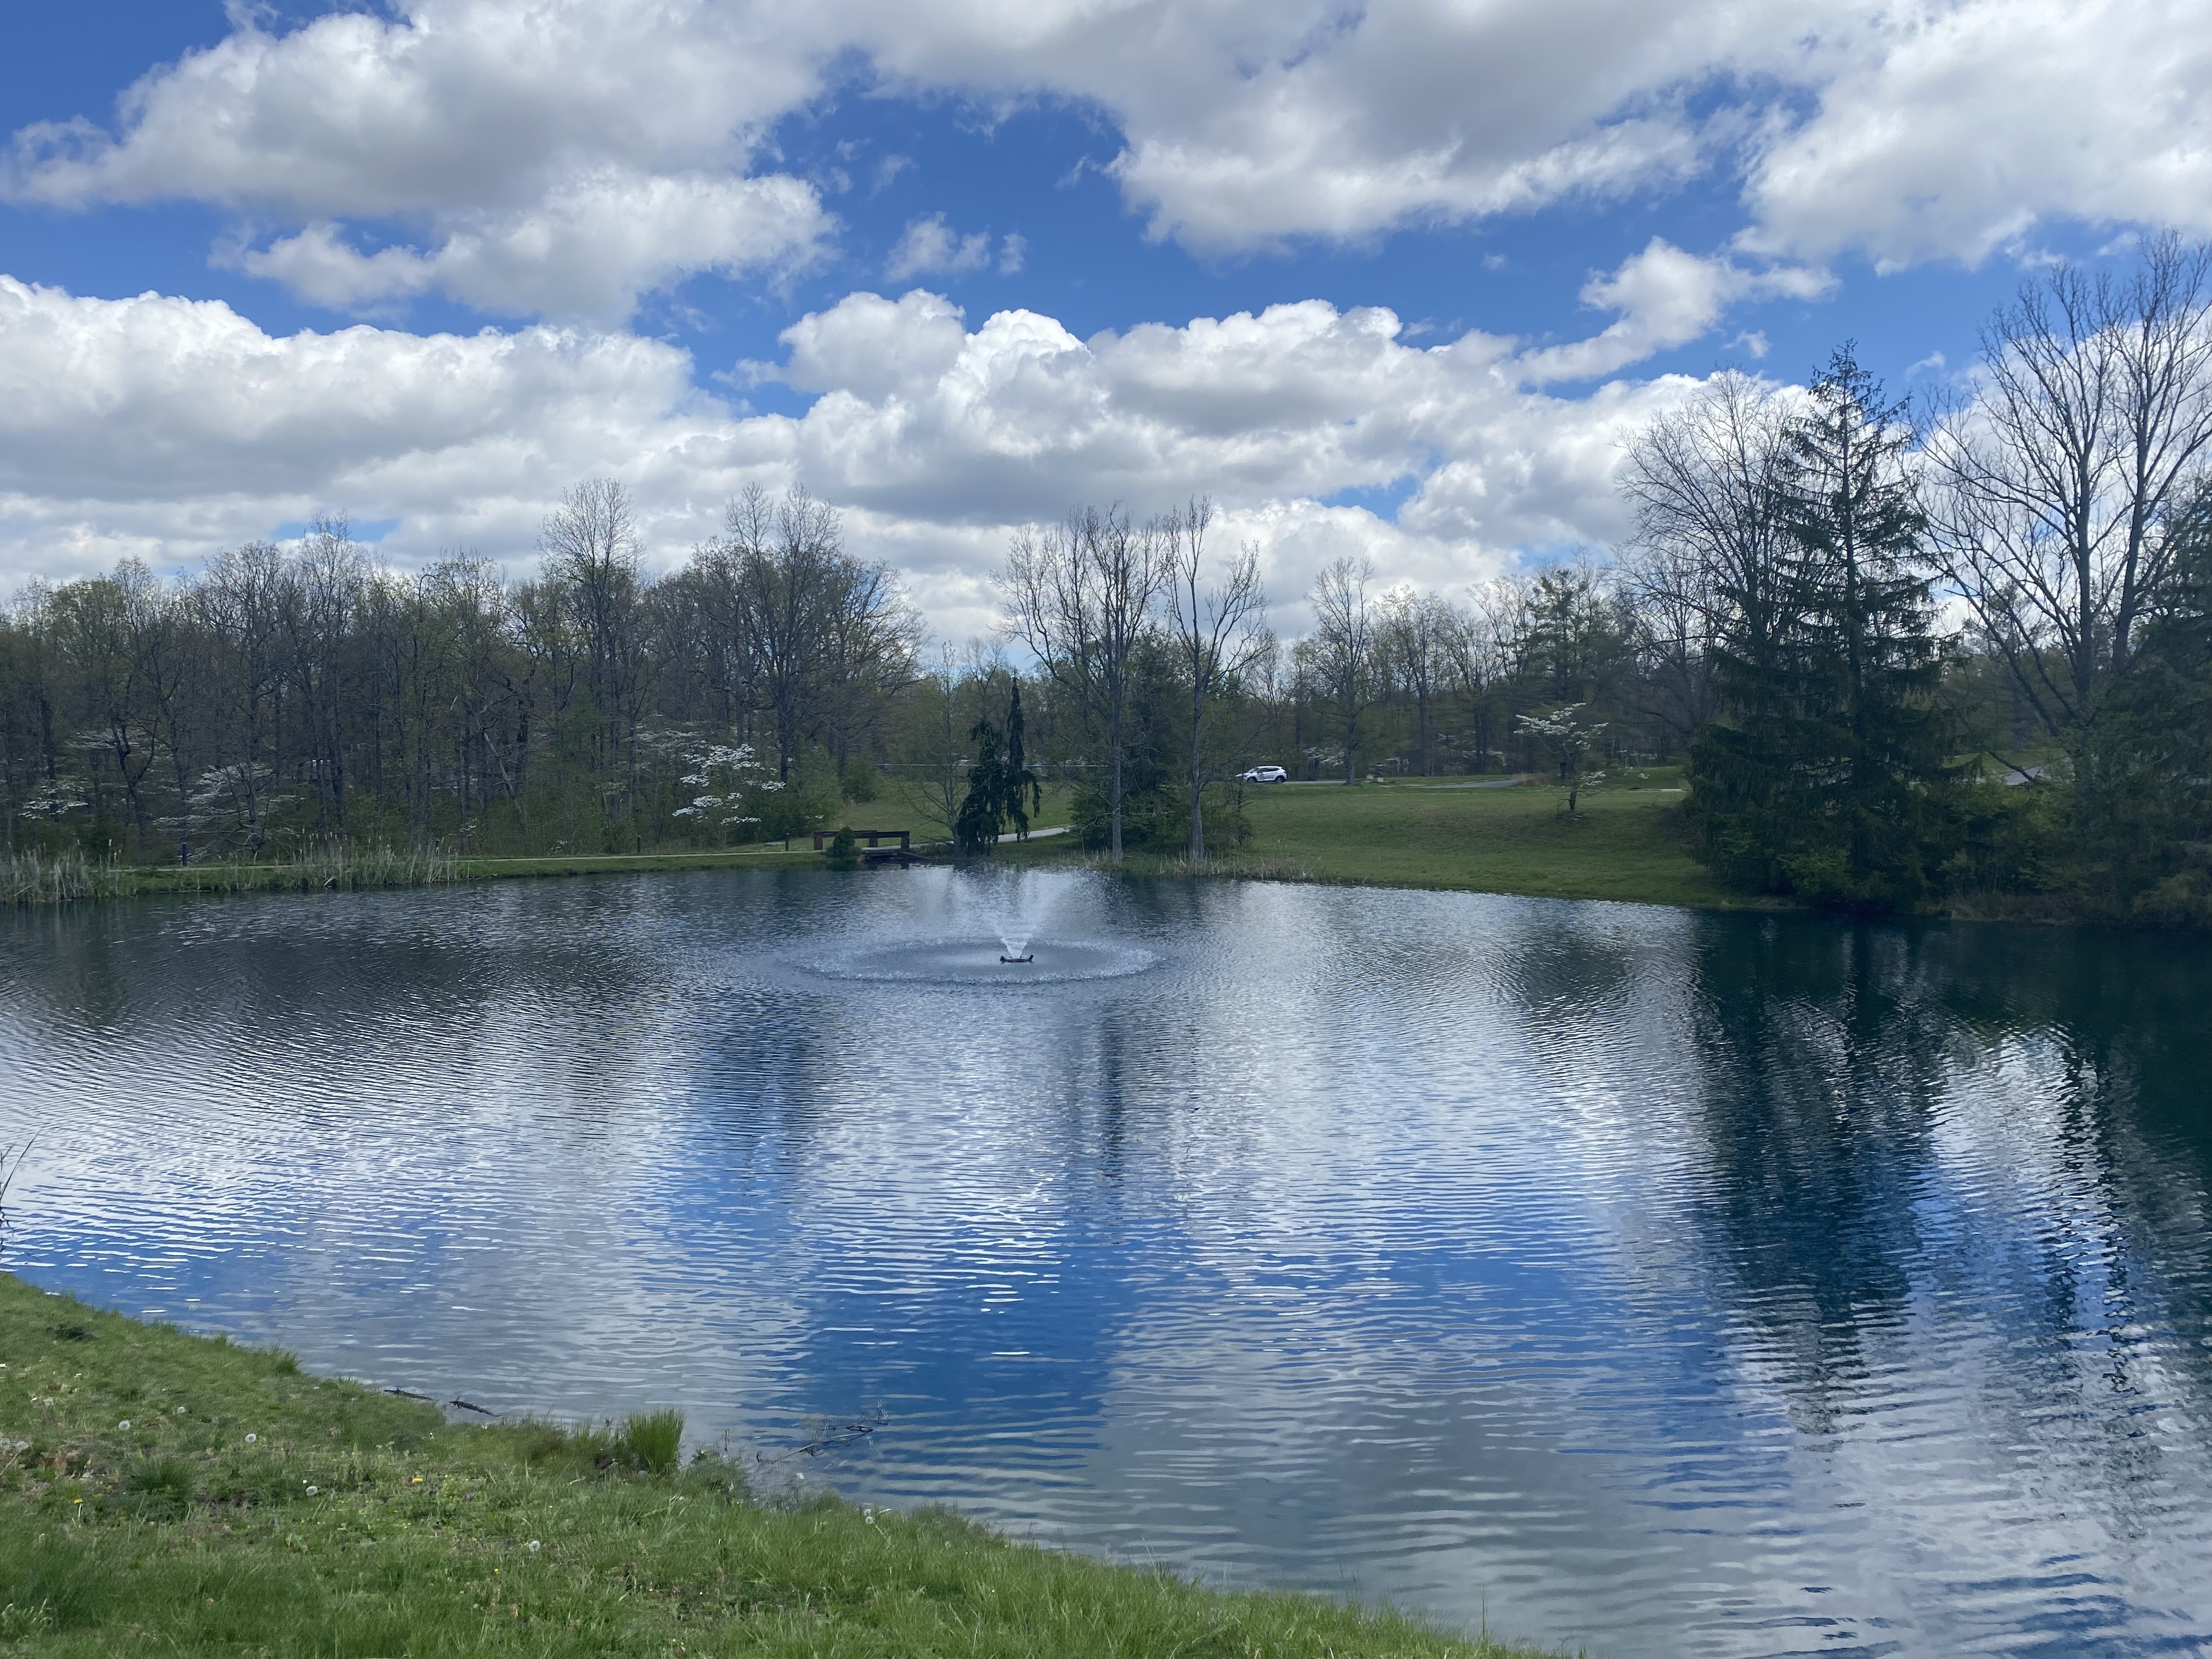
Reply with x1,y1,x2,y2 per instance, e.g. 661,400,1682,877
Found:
2,0,2204,634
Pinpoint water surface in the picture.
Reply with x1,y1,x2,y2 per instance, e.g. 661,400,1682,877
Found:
3,870,2210,1658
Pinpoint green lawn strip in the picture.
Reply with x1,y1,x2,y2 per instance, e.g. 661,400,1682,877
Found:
32,774,1778,915
0,1275,1545,1658
1238,780,1759,907
1002,775,1779,911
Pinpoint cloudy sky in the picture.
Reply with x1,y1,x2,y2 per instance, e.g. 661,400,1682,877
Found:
3,0,2209,636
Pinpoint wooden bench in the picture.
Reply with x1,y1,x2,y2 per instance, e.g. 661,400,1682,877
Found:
811,828,912,851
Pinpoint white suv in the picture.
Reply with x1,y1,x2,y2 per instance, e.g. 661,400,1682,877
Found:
1237,765,1289,784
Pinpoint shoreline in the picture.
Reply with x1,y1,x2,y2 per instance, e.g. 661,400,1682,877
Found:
0,1270,1539,1658
3,775,2177,929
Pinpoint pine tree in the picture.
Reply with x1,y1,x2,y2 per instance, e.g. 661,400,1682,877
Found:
953,682,1044,856
1002,681,1042,838
953,717,1008,856
1689,345,1961,906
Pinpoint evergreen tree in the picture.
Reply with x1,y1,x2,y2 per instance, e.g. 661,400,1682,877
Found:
1689,345,1961,906
954,716,1009,856
1002,681,1042,838
953,682,1043,856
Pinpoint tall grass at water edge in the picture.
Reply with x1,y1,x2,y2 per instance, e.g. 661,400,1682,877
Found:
3,845,462,905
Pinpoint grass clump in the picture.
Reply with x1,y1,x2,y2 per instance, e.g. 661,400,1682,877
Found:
0,1272,1545,1658
618,1408,685,1474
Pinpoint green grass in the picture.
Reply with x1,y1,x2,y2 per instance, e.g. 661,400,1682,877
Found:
1013,771,1776,911
0,1273,1545,1657
9,775,1763,916
1235,774,1758,907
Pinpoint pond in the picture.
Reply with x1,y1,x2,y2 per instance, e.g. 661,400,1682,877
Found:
3,869,2210,1657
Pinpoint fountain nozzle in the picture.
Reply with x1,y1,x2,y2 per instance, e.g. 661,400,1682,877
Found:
1000,953,1034,964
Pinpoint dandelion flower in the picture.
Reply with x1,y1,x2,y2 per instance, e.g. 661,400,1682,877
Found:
527,1540,541,1553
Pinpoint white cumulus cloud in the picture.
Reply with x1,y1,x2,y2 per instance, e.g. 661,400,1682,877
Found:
234,168,830,321
0,275,1717,638
884,214,1011,283
5,1,833,319
1517,240,1831,385
1740,0,2212,268
0,274,785,578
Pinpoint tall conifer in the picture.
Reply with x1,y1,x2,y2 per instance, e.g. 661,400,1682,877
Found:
1689,345,1960,906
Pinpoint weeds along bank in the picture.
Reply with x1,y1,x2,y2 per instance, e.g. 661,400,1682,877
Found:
0,1274,1533,1658
2,847,462,905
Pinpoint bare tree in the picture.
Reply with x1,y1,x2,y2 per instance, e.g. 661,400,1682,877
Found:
816,555,922,776
1924,236,2212,733
1161,498,1268,859
1617,370,1801,747
1308,555,1378,783
1003,505,1168,862
539,479,642,713
287,516,369,837
1378,587,1457,777
195,539,292,849
1448,578,1525,770
724,483,839,786
539,479,646,808
713,483,916,787
894,642,978,843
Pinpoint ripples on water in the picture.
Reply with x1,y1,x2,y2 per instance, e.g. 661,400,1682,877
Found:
3,869,2210,1658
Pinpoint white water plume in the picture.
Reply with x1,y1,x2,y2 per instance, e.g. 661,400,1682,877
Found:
964,867,1078,959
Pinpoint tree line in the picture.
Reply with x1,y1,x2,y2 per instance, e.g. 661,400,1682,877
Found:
7,238,2210,922
0,481,921,861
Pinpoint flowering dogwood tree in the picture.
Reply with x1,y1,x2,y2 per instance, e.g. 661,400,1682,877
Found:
671,741,778,833
1515,703,1607,816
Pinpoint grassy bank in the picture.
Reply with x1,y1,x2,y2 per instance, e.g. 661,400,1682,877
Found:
1240,776,1760,907
9,775,1756,915
1009,772,1771,911
2,840,870,905
3,847,467,905
0,1274,1541,1658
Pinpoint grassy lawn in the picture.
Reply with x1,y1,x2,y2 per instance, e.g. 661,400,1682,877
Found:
0,1273,1540,1658
1227,774,1763,908
1002,771,1775,912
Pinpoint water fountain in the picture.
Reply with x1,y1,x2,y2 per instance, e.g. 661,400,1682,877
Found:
804,868,1154,986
